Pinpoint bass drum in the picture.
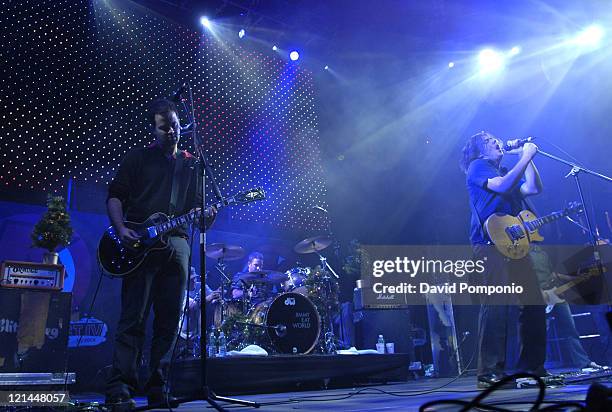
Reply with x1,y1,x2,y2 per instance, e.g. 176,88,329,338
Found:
249,292,320,354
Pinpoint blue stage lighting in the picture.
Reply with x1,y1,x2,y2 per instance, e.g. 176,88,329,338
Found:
272,45,278,51
478,48,504,73
238,29,245,39
289,50,300,61
200,16,211,29
574,24,604,47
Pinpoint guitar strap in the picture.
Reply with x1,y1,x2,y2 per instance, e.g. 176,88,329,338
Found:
169,153,184,217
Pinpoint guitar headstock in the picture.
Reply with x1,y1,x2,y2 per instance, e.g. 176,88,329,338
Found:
564,201,584,216
230,187,266,205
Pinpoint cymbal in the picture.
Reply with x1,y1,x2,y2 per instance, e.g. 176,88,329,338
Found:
294,236,332,254
206,243,245,261
236,270,287,284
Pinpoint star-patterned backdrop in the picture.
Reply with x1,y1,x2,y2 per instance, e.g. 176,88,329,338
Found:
1,0,328,231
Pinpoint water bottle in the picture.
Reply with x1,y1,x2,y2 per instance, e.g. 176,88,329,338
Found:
376,334,385,354
218,331,227,357
207,330,217,358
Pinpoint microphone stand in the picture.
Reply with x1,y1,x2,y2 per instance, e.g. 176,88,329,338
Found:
538,149,612,278
146,83,259,412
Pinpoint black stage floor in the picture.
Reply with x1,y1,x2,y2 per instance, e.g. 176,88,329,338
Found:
71,376,602,411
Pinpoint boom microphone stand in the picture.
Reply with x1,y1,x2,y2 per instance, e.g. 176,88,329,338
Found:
538,148,612,277
139,83,259,411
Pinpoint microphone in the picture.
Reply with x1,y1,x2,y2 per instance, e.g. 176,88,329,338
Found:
170,83,188,103
272,324,287,337
503,136,535,151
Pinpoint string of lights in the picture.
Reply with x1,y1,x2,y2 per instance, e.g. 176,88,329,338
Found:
1,0,328,231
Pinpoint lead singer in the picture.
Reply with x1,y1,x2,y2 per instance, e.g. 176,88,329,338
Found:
105,98,216,408
460,131,546,388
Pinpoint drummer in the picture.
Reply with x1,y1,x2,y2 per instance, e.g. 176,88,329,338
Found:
231,251,270,306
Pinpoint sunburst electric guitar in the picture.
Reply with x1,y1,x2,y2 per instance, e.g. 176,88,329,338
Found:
97,187,265,277
484,202,583,259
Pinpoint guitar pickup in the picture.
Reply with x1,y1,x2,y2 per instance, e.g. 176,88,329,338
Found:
147,227,158,238
505,225,525,241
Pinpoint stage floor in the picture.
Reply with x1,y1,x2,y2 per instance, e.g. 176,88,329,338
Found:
71,376,596,411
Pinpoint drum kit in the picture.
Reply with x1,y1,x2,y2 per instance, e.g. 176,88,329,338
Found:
180,236,341,356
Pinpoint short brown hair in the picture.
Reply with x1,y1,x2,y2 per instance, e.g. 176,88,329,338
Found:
147,99,178,127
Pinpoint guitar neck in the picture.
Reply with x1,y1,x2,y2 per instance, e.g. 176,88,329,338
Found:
153,201,221,236
525,210,566,231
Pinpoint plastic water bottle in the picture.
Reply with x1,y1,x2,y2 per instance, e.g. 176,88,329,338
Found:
376,334,385,354
218,331,227,357
207,330,217,358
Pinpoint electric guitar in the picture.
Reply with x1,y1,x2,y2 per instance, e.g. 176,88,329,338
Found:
97,188,265,277
542,265,606,313
484,202,583,259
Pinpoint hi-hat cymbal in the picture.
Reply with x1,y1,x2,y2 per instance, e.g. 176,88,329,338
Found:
206,243,245,261
294,236,332,254
236,270,287,284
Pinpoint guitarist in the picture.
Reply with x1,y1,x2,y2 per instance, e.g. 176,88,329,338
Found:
530,244,605,370
105,99,216,408
461,131,546,388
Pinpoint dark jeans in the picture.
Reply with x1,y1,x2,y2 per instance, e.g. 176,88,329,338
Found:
106,236,190,398
549,302,591,368
474,245,546,377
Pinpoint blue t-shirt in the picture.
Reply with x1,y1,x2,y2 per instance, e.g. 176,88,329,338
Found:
466,159,524,244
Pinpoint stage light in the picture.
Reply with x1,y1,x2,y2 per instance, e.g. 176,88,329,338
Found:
509,46,521,56
200,16,211,29
289,50,300,61
238,29,245,39
272,45,278,51
573,24,604,47
448,61,455,68
478,48,505,73
324,65,329,70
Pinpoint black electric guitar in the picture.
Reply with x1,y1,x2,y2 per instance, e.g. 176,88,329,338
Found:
97,188,265,277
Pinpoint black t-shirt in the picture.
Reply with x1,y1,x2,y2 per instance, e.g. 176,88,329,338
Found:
107,145,202,237
466,158,524,245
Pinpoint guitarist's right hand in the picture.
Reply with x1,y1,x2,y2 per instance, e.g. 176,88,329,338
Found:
117,226,141,243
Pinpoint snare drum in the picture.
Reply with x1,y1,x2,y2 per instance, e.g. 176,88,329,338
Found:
248,292,320,354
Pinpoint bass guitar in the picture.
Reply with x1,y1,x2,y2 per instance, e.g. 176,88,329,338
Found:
97,187,265,277
484,202,582,259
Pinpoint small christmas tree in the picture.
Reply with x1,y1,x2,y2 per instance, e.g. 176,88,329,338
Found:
31,195,73,252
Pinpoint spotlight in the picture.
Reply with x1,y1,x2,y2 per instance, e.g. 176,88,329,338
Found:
448,61,455,68
478,48,505,73
200,16,211,29
289,50,300,61
238,29,246,39
272,45,278,51
573,24,604,47
509,46,521,56
324,65,329,70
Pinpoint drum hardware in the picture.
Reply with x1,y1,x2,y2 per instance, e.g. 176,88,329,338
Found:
295,235,342,353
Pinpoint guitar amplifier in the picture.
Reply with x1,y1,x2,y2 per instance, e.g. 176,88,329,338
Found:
1,261,65,291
